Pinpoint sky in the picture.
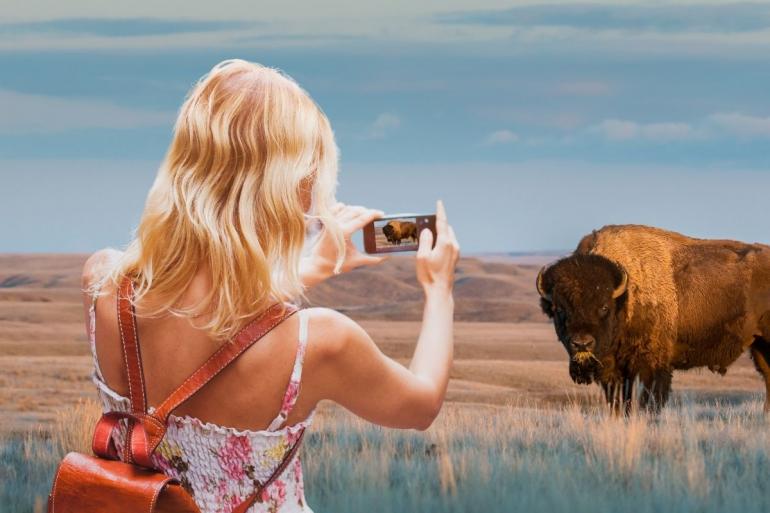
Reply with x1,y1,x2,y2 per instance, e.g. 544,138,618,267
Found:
1,0,769,253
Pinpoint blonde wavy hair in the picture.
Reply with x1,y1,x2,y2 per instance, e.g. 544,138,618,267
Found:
99,59,345,340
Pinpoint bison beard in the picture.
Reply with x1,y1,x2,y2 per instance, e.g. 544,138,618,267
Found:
570,352,602,384
536,224,770,414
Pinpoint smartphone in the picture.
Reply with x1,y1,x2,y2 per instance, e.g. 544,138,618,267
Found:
363,213,437,254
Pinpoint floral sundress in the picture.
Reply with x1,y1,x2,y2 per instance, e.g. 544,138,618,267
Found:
88,298,315,513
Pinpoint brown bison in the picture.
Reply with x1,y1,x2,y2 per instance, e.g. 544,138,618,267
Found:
382,220,418,245
536,224,770,413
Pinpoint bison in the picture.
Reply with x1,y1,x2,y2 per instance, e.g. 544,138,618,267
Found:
382,221,418,245
536,224,770,413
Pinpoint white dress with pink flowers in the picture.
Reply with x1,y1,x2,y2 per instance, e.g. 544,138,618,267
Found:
88,299,315,513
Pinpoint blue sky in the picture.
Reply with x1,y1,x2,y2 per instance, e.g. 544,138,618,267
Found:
1,1,769,253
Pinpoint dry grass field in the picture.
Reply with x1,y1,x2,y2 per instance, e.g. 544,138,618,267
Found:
0,253,764,434
5,396,769,513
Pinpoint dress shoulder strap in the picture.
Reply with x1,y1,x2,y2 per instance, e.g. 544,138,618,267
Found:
88,281,106,382
267,308,309,431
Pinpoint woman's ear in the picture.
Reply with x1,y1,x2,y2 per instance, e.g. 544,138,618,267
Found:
299,174,315,213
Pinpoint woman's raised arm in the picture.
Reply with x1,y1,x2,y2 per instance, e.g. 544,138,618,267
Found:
311,200,459,430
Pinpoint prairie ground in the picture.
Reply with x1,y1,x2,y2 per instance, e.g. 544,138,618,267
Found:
1,253,768,513
0,253,765,433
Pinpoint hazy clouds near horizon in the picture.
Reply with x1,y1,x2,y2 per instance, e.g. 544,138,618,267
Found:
5,159,770,254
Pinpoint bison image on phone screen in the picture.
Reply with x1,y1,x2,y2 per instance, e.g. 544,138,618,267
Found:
363,213,436,254
376,218,419,250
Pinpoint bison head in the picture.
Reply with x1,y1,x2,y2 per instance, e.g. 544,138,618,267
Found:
382,223,397,243
536,254,628,385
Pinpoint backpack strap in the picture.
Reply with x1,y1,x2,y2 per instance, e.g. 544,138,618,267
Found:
93,275,298,468
114,277,147,464
117,277,147,414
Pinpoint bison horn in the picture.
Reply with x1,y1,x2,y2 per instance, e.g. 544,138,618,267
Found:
612,269,628,299
536,265,551,301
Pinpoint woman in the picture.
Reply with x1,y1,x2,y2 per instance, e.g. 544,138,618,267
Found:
82,59,459,513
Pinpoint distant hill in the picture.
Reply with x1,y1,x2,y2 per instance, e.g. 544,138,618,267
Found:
0,253,555,324
304,255,551,322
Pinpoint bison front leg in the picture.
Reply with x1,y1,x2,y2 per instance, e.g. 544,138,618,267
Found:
639,368,672,413
750,337,770,412
602,378,635,416
601,381,617,412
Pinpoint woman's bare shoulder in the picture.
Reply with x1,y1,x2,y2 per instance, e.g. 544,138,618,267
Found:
302,306,370,357
81,248,123,292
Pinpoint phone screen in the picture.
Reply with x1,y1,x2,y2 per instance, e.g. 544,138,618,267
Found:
364,213,436,254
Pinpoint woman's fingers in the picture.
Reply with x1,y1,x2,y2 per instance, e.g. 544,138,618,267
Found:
346,208,383,232
330,202,346,215
417,227,434,259
337,204,367,224
339,207,382,234
447,225,459,248
435,199,448,240
354,253,388,267
329,202,356,220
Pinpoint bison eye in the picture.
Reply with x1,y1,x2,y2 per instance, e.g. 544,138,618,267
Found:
599,304,610,317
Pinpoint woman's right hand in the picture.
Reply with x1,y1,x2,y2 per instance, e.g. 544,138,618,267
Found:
415,200,460,296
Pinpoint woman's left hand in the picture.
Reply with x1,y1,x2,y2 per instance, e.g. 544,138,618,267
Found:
300,203,387,287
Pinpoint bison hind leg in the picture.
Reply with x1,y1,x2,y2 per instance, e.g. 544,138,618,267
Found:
749,337,770,412
639,369,672,414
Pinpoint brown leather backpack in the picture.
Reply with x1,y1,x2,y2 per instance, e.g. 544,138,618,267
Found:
48,276,304,513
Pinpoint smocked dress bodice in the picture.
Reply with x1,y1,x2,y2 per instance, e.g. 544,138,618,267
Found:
88,298,316,513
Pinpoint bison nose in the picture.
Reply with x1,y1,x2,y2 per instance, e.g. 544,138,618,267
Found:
571,335,595,352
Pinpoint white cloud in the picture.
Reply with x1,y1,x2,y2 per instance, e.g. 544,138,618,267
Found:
484,129,519,145
640,122,696,141
364,113,401,139
590,113,770,142
708,112,770,138
0,89,173,134
593,119,638,141
439,3,770,33
591,119,696,141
